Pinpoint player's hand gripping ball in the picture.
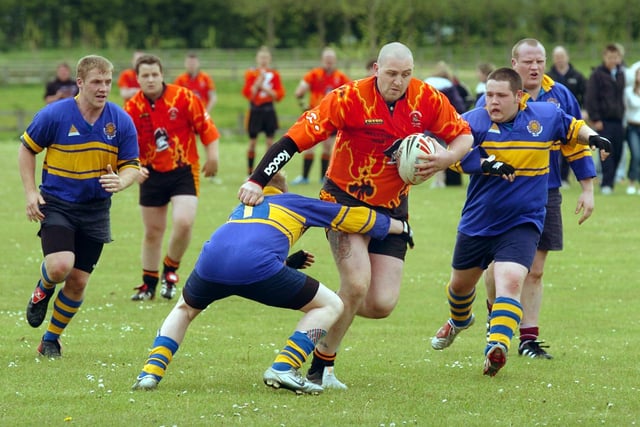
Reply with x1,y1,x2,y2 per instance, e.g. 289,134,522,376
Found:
390,133,437,185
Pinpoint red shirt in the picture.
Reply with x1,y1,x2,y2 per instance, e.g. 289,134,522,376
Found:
124,84,219,174
242,68,285,106
174,71,216,107
302,67,350,108
287,76,471,209
118,69,139,90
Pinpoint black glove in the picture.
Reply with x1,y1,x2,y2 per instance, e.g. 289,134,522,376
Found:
481,155,515,176
589,135,612,153
383,138,403,163
285,250,309,269
400,220,415,249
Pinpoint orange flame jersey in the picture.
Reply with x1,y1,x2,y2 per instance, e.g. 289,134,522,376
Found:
242,68,285,106
174,71,216,107
286,76,472,209
124,84,219,173
303,67,350,108
118,69,139,90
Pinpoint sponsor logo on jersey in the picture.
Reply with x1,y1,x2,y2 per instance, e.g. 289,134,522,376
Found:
68,125,80,136
263,150,291,176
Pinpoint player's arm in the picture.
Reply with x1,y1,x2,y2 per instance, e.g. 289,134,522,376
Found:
18,143,45,222
207,90,217,111
238,136,300,206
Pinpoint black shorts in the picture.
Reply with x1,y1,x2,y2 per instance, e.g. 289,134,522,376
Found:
452,223,540,271
320,179,409,260
538,188,563,251
38,193,108,273
182,267,320,311
248,103,279,138
139,165,197,207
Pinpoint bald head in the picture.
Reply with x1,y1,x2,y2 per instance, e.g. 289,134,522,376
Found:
321,47,337,72
377,42,414,68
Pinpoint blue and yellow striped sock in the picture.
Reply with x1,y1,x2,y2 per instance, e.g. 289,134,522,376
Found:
486,296,523,353
447,282,476,328
42,290,81,341
139,336,179,382
272,331,315,371
38,261,58,294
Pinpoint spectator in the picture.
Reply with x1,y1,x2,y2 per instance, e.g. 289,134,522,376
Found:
131,172,413,393
585,43,626,195
473,62,494,106
118,50,144,103
292,47,350,185
125,54,220,302
624,66,640,194
241,46,286,175
174,52,217,112
44,62,78,104
547,46,588,187
21,55,140,358
424,61,467,187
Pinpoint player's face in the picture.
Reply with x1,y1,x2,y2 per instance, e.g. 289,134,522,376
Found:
137,63,164,99
256,52,271,68
322,53,337,72
512,44,546,93
375,57,413,103
484,79,521,123
78,69,112,109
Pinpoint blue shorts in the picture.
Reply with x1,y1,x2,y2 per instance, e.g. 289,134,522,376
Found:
452,223,540,271
182,266,320,311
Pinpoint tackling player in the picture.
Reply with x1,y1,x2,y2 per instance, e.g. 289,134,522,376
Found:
132,172,414,394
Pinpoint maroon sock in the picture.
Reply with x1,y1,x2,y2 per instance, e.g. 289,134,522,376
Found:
520,326,539,342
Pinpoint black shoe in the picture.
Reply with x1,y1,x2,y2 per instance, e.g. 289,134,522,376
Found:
37,337,62,358
518,340,553,359
26,284,54,328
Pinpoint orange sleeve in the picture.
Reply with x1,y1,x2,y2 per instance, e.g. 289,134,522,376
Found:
242,69,258,101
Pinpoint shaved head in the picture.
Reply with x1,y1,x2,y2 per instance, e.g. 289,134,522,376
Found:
377,42,414,68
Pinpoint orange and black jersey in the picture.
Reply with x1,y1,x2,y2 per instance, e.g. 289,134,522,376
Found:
286,76,471,209
302,67,350,108
242,68,285,106
124,83,219,173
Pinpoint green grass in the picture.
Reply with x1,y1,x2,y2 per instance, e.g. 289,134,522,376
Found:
1,140,639,426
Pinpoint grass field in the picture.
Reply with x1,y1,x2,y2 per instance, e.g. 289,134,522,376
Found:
1,138,639,426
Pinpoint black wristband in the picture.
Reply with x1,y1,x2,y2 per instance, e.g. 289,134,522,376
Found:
248,136,299,187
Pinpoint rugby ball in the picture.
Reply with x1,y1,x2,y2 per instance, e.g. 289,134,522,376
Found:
395,133,437,185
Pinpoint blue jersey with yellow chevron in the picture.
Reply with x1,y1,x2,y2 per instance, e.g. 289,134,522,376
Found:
194,187,391,285
457,100,584,237
476,75,596,188
21,98,139,203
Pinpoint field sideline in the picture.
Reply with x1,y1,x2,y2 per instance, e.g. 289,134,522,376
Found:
1,140,639,426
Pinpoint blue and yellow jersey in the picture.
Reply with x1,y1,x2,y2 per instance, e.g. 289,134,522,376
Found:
456,100,584,237
21,98,139,203
193,186,391,284
476,75,596,188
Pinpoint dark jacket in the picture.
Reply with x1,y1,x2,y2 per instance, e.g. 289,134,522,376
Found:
547,64,587,106
585,64,625,122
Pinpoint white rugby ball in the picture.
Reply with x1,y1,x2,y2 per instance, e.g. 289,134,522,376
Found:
395,133,437,185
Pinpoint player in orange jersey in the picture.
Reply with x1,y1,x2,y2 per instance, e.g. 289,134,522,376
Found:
242,46,286,175
291,47,350,185
118,51,144,103
174,52,217,113
238,42,473,389
124,54,220,302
